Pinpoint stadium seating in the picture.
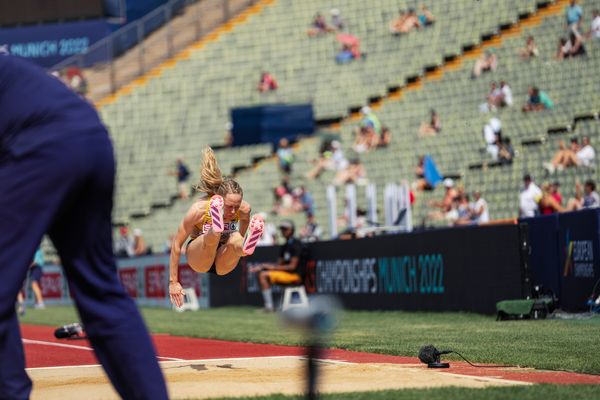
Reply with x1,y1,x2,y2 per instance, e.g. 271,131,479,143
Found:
100,0,542,226
41,0,599,256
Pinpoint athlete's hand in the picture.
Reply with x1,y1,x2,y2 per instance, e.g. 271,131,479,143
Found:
239,201,251,220
169,281,185,308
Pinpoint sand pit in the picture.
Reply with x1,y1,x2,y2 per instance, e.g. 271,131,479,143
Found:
28,356,529,400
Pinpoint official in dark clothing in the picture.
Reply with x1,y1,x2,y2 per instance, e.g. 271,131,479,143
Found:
0,56,168,399
252,220,304,311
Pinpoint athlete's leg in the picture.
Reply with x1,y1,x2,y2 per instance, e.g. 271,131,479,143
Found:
214,232,245,275
186,230,221,272
48,134,167,400
187,196,225,272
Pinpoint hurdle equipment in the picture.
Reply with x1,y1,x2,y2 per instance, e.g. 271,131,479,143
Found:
174,288,200,312
281,285,309,311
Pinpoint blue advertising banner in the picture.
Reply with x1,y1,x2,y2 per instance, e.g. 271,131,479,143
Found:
210,224,524,314
558,209,600,311
0,20,111,67
523,214,561,298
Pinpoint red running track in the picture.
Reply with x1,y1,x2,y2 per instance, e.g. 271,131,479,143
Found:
21,324,600,385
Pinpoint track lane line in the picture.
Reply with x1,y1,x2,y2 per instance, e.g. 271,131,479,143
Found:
22,338,184,361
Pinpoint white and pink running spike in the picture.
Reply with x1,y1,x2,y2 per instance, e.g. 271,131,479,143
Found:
209,195,224,233
242,214,265,256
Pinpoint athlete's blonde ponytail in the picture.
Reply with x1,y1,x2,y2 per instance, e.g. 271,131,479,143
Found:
196,147,243,198
197,147,223,196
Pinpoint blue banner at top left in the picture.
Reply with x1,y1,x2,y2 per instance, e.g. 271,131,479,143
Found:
0,19,111,68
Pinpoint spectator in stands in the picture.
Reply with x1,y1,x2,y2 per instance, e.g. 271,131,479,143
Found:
556,32,586,59
353,126,378,153
481,81,512,112
257,213,277,247
378,126,392,148
359,106,382,134
419,109,441,136
470,191,490,224
483,117,502,160
566,0,583,33
224,122,234,147
480,81,502,112
452,194,472,226
307,13,331,36
64,67,89,97
519,174,542,217
257,72,278,92
336,43,360,64
413,155,442,191
498,137,515,165
539,182,566,214
390,8,421,35
471,51,498,79
589,9,600,40
330,8,345,31
334,157,367,186
251,220,304,312
578,136,596,166
276,138,294,174
413,155,431,191
170,157,190,199
427,178,459,221
293,186,315,216
133,229,150,256
300,213,323,242
522,86,553,112
418,4,435,26
519,36,539,59
272,176,294,215
499,81,514,108
115,226,134,258
306,140,349,179
566,179,600,210
544,136,595,173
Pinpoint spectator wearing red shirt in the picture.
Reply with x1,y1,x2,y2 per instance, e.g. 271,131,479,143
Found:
257,72,278,92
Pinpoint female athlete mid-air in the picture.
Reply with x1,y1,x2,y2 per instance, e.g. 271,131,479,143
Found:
169,147,264,307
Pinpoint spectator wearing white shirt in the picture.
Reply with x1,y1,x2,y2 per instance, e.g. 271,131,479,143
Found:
306,140,348,179
483,117,502,160
520,174,542,218
544,136,594,173
471,191,490,224
500,81,513,107
576,136,595,166
589,9,600,40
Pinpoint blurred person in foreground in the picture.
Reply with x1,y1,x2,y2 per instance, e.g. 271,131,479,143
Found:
0,55,167,399
250,220,305,312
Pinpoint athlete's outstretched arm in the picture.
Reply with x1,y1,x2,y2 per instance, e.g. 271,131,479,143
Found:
169,201,204,307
